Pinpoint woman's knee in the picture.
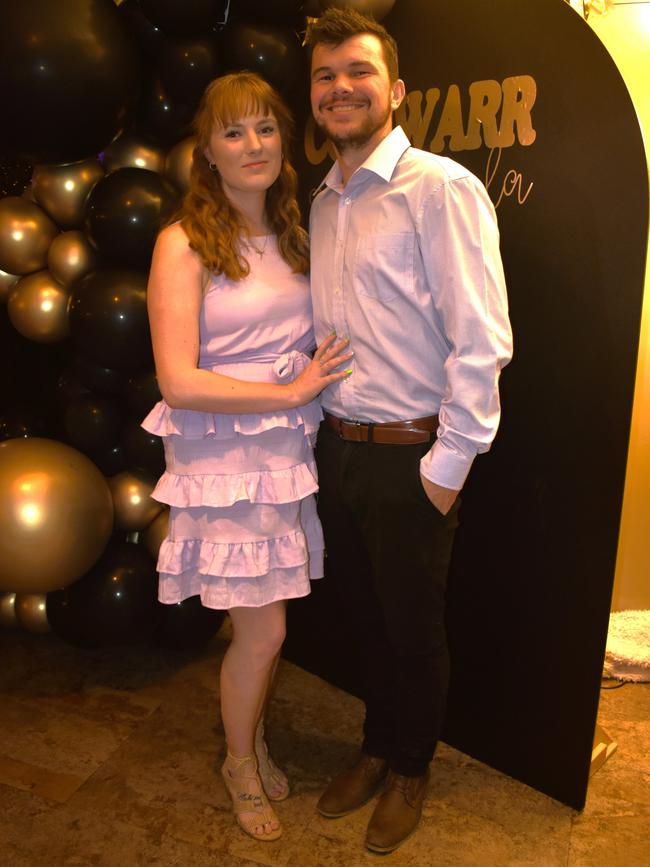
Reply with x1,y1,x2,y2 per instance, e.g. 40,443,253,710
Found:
262,620,286,656
247,631,285,667
231,613,286,665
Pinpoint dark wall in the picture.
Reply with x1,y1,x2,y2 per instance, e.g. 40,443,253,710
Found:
285,0,648,810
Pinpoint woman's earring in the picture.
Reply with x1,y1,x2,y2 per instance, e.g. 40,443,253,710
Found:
208,161,218,173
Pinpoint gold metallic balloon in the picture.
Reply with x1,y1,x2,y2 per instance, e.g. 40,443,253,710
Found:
8,270,71,343
15,593,51,634
47,231,97,287
144,507,169,560
31,159,104,229
0,268,20,304
0,592,18,628
165,137,195,193
108,471,163,532
103,135,166,175
0,438,114,593
0,197,58,276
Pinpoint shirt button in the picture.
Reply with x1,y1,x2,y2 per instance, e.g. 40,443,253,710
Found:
344,197,351,205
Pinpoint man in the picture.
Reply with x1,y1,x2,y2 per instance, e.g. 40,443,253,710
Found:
306,8,513,855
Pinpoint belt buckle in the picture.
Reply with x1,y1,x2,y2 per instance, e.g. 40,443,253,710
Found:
350,419,365,443
357,420,374,443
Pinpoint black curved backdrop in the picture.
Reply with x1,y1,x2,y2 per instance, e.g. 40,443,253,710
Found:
284,0,648,810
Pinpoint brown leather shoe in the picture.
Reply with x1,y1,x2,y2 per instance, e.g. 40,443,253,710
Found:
365,768,430,853
317,753,389,818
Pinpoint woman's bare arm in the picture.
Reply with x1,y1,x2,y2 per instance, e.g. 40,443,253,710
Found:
147,223,351,413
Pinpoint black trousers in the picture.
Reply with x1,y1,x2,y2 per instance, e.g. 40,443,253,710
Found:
315,425,460,777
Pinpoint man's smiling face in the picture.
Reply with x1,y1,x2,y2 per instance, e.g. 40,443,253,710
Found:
310,33,404,156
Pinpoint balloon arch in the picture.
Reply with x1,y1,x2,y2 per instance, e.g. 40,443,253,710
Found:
0,0,396,646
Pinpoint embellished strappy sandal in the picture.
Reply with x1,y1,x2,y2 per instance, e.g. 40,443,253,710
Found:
221,752,282,842
255,720,290,802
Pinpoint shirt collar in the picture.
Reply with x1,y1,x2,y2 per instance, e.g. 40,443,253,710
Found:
360,126,411,182
322,126,411,193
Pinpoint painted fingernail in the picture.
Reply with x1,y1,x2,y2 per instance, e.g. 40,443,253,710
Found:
344,368,353,376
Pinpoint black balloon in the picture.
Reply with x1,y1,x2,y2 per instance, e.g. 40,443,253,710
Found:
72,356,125,396
0,0,140,164
135,73,196,147
123,422,165,477
47,539,158,648
90,441,129,477
318,0,396,20
230,0,304,19
153,596,225,651
63,393,124,453
55,367,91,404
219,22,306,97
126,369,162,418
119,0,167,60
159,36,221,103
84,168,178,269
140,0,228,37
69,270,153,370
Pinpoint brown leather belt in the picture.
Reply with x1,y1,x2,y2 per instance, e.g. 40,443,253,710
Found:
323,412,438,445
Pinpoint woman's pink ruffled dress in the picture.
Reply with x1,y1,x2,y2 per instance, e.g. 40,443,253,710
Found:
142,237,324,609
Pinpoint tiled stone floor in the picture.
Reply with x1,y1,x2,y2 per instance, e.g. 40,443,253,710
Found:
0,622,648,866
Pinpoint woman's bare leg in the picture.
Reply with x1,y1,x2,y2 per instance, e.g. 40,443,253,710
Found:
220,601,286,838
255,652,289,799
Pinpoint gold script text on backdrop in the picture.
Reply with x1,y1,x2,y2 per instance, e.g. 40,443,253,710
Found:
304,75,536,210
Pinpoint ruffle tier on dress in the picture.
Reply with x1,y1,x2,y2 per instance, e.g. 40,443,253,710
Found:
141,351,325,610
142,398,323,443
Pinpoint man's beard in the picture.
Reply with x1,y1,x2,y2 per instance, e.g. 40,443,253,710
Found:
315,101,392,153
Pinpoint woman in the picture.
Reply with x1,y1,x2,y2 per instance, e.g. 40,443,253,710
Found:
142,72,352,842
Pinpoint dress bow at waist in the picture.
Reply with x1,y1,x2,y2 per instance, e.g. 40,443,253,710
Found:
272,351,310,381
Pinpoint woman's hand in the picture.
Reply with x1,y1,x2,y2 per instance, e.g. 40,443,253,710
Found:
289,333,354,407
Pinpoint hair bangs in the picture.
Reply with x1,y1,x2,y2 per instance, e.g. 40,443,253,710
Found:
208,76,273,131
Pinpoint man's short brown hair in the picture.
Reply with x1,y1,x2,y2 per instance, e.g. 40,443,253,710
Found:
305,7,399,82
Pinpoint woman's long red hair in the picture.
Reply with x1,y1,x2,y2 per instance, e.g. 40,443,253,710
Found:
176,71,309,280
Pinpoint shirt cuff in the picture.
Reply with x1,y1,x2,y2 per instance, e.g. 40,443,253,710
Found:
419,439,474,490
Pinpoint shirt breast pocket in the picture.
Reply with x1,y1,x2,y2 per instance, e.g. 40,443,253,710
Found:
353,233,415,302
